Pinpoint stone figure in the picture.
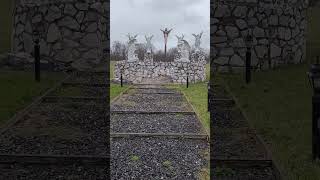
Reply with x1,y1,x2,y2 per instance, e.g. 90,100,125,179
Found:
160,28,173,56
144,35,154,63
145,35,154,53
192,32,203,50
174,34,191,62
126,34,139,62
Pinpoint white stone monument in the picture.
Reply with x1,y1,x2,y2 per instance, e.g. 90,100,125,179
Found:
192,32,203,52
174,34,191,62
144,35,154,63
127,34,139,62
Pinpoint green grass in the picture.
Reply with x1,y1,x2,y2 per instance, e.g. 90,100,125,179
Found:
167,63,210,133
130,155,140,162
0,0,13,53
0,71,65,125
215,64,320,179
110,61,129,100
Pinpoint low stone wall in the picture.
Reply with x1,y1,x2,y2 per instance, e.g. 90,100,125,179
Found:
211,0,309,73
114,60,207,84
12,0,108,71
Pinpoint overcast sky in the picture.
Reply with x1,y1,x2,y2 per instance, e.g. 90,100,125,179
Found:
110,0,210,51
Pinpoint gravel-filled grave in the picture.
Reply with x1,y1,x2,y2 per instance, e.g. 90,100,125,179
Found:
111,93,192,112
0,164,108,180
212,128,268,160
212,166,276,180
111,113,204,134
0,102,107,156
111,137,209,180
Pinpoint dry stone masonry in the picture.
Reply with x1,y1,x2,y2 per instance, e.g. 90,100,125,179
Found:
212,0,309,73
114,34,206,84
11,0,108,71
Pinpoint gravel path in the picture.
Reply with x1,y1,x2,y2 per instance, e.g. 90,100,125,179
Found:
0,164,108,180
211,108,249,129
111,84,209,179
0,102,107,156
111,137,208,180
50,86,107,97
66,72,108,84
212,167,275,180
126,88,178,94
211,85,278,179
212,128,268,160
111,93,192,112
111,113,204,134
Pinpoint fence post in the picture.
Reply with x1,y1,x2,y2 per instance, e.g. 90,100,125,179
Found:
245,47,252,84
187,73,189,88
34,39,40,82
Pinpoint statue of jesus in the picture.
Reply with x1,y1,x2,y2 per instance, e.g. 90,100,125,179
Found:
160,28,173,57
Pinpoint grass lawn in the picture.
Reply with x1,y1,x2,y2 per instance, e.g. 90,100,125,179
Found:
110,61,129,100
215,64,320,179
0,71,65,125
167,63,210,134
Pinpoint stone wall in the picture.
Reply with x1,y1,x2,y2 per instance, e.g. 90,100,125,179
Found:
114,51,207,84
11,0,108,71
211,0,309,73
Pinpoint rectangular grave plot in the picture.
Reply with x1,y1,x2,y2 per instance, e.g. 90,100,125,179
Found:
212,128,269,160
110,137,209,180
111,113,204,134
50,86,107,97
0,102,107,156
111,93,192,112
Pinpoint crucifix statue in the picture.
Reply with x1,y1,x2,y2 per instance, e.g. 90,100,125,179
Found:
160,28,173,57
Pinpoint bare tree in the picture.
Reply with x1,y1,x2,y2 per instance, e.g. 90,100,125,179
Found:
111,41,127,61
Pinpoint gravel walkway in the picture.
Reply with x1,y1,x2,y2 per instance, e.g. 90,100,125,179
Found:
111,113,204,134
111,93,192,112
0,71,108,179
66,72,108,84
211,85,278,179
0,102,107,156
0,164,108,179
111,84,209,179
212,128,268,160
111,137,208,180
212,167,275,180
126,88,178,94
